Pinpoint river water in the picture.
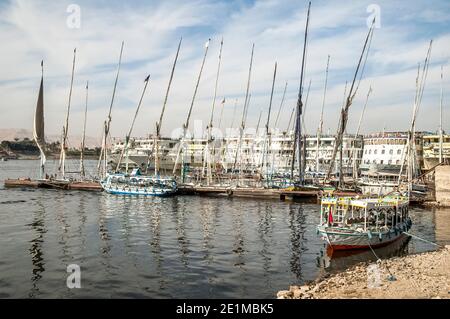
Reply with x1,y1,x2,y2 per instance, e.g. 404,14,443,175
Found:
0,160,449,298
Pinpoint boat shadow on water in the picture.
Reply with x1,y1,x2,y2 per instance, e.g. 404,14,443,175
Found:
317,235,412,273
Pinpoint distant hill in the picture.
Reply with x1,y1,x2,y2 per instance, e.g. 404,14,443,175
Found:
0,128,101,148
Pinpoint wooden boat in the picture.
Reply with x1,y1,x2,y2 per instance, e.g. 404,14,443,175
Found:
317,195,412,250
101,168,177,196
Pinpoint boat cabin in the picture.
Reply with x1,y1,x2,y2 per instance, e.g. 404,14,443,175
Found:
320,196,409,232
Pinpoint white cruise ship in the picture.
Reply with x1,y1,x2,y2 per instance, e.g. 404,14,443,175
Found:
108,132,364,178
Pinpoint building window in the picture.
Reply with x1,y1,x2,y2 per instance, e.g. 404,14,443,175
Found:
374,149,377,155
390,149,393,155
381,160,384,164
397,149,401,155
369,150,372,155
381,150,385,154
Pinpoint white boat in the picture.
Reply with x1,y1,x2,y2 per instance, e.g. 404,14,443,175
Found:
101,168,177,196
317,195,412,250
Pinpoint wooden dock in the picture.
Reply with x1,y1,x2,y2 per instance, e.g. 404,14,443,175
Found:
4,178,102,191
4,179,364,203
177,185,360,202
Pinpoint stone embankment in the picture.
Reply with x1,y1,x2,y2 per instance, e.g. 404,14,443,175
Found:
278,245,450,299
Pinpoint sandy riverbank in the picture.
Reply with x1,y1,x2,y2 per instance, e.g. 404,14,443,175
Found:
277,245,450,299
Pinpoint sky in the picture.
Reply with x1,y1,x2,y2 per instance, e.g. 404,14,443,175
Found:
0,0,449,146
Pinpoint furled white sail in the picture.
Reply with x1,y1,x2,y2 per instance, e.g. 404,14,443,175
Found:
33,61,46,178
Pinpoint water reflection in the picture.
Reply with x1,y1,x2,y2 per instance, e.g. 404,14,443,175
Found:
319,236,412,272
173,197,190,268
257,202,273,288
198,198,218,265
28,198,46,298
231,202,245,268
289,205,305,281
1,160,450,298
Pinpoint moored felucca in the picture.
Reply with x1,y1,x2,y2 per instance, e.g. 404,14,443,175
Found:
3,62,47,189
100,75,177,196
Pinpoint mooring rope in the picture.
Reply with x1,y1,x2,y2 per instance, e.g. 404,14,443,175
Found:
402,231,443,248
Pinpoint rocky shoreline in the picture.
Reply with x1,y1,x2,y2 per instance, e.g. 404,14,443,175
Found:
277,245,450,299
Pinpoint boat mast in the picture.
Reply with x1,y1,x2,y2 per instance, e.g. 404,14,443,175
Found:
291,1,311,185
155,37,182,177
262,62,277,184
351,86,372,180
409,41,433,189
173,39,211,180
33,61,46,179
316,55,330,173
439,65,444,164
80,81,88,178
217,98,226,130
301,79,312,136
274,81,288,128
116,75,151,173
98,41,124,178
325,19,375,187
256,109,263,134
204,38,224,185
232,44,255,181
59,48,77,179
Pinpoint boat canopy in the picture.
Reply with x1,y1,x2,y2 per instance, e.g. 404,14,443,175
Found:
321,196,408,210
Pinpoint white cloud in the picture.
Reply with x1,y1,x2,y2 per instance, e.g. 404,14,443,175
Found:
0,0,449,144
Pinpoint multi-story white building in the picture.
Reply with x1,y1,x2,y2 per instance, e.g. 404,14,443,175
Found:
360,132,424,176
422,133,450,169
109,132,365,177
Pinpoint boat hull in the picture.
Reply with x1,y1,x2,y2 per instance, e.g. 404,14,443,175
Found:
100,173,178,197
318,221,411,251
101,182,177,197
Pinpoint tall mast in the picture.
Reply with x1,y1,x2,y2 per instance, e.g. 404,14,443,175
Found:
98,41,124,178
59,48,77,179
173,39,211,178
230,98,238,131
256,108,263,134
325,19,376,186
287,106,295,133
439,65,444,164
204,38,224,185
232,43,255,175
217,98,226,130
316,55,330,173
80,81,88,178
351,86,372,180
208,38,223,136
274,81,288,128
116,75,151,173
408,41,433,186
155,37,182,177
263,62,277,182
291,1,311,185
301,79,312,135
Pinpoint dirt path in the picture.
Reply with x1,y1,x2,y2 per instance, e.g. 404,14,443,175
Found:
277,245,450,299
